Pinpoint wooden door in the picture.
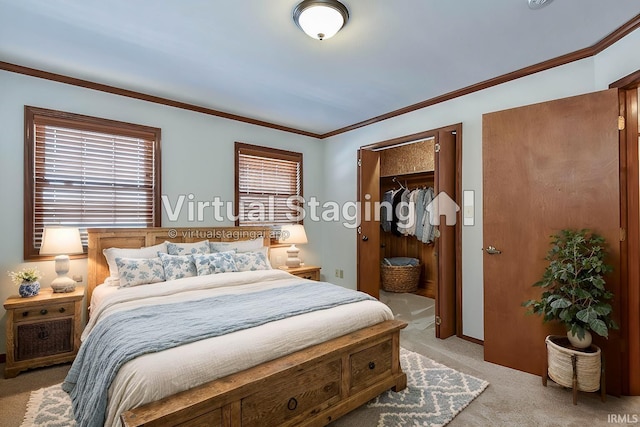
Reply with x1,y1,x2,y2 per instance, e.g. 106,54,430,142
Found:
357,149,381,299
435,130,457,338
483,89,622,395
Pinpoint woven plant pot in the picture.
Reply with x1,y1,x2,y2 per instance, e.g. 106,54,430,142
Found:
545,335,601,392
381,263,421,293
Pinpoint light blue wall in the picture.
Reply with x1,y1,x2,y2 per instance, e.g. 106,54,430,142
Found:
0,71,324,354
321,28,640,340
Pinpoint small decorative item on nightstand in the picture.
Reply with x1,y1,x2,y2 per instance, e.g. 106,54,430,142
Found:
7,267,43,298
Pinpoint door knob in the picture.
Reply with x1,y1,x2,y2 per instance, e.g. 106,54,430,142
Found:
485,246,502,255
362,235,369,241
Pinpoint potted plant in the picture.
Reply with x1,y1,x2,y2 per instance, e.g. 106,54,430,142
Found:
522,229,618,348
8,267,43,298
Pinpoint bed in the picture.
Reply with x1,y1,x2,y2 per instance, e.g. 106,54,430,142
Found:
75,227,406,427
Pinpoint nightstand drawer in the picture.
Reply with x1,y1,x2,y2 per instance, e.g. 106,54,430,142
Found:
16,317,73,361
14,302,75,323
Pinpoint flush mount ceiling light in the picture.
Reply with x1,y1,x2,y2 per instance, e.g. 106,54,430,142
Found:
293,0,349,41
528,0,553,9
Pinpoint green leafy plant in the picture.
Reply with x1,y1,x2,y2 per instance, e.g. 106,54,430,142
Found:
522,229,618,339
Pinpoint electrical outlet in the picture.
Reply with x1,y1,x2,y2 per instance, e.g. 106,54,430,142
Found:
339,269,344,278
335,269,340,277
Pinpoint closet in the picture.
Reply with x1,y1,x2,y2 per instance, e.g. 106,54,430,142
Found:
379,138,436,298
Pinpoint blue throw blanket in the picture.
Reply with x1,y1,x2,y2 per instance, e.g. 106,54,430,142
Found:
62,282,374,427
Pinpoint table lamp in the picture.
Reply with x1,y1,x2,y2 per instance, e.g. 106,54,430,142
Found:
39,226,84,293
279,224,308,268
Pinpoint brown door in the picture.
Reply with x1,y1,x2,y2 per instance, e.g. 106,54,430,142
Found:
483,89,622,395
357,148,381,299
435,130,457,338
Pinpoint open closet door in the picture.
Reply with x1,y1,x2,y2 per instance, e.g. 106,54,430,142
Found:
483,89,622,396
435,130,457,339
357,149,381,299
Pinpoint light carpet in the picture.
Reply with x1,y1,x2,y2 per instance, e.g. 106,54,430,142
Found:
21,348,489,427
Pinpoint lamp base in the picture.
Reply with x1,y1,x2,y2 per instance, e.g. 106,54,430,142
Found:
50,276,76,293
286,244,302,268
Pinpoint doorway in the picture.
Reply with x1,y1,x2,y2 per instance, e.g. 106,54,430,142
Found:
357,124,462,339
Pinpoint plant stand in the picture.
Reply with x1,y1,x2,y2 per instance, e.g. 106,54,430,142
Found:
542,335,605,405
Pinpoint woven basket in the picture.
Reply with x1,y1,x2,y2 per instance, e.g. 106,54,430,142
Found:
545,335,601,392
381,262,421,293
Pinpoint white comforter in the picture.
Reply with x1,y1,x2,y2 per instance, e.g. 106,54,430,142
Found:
86,270,393,427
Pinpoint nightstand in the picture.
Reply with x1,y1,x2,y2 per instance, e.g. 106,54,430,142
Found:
279,265,321,281
4,286,85,378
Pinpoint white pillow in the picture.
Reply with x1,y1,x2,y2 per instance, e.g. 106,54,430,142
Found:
103,242,167,286
209,238,264,253
166,240,210,255
116,257,166,288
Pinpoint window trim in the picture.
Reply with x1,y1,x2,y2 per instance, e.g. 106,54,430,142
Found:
24,106,162,260
234,141,303,227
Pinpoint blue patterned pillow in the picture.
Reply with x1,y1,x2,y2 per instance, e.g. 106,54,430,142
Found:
115,257,165,287
191,251,238,276
158,253,197,281
234,249,272,272
166,240,210,255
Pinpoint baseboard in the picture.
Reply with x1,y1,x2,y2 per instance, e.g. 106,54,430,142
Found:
460,334,484,346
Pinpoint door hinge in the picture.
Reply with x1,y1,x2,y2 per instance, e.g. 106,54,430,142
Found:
357,158,362,167
435,143,441,153
620,227,626,242
618,115,625,131
435,316,442,326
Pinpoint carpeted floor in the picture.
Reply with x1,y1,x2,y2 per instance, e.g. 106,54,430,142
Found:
19,348,488,427
1,291,639,426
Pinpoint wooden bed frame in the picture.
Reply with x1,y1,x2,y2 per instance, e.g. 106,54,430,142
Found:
86,227,407,427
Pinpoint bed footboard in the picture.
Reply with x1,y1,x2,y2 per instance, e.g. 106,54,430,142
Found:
121,319,407,427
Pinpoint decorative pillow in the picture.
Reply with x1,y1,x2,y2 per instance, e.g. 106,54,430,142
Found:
209,237,264,253
191,251,238,276
158,253,197,281
103,242,168,286
115,257,166,288
234,250,272,272
166,240,210,255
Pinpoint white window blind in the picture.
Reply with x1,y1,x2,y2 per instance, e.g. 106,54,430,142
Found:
25,107,161,259
236,143,302,225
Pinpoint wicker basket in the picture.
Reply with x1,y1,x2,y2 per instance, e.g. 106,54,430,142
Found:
381,262,421,293
545,335,601,392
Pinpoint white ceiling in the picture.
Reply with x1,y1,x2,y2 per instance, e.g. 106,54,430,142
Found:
1,0,639,135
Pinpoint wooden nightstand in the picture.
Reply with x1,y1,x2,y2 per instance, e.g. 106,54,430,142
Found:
4,286,84,378
279,265,321,281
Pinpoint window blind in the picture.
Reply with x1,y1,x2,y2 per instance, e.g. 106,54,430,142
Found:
25,107,161,259
236,143,302,225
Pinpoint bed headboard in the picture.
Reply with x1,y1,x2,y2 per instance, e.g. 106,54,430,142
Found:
87,227,272,310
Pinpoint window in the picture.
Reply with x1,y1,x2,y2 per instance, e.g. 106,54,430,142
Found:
235,142,303,226
24,106,161,260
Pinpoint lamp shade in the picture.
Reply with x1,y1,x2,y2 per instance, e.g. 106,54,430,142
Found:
293,0,349,41
279,224,308,245
39,227,83,255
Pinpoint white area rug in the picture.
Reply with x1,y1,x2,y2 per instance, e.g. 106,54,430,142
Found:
21,348,489,427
